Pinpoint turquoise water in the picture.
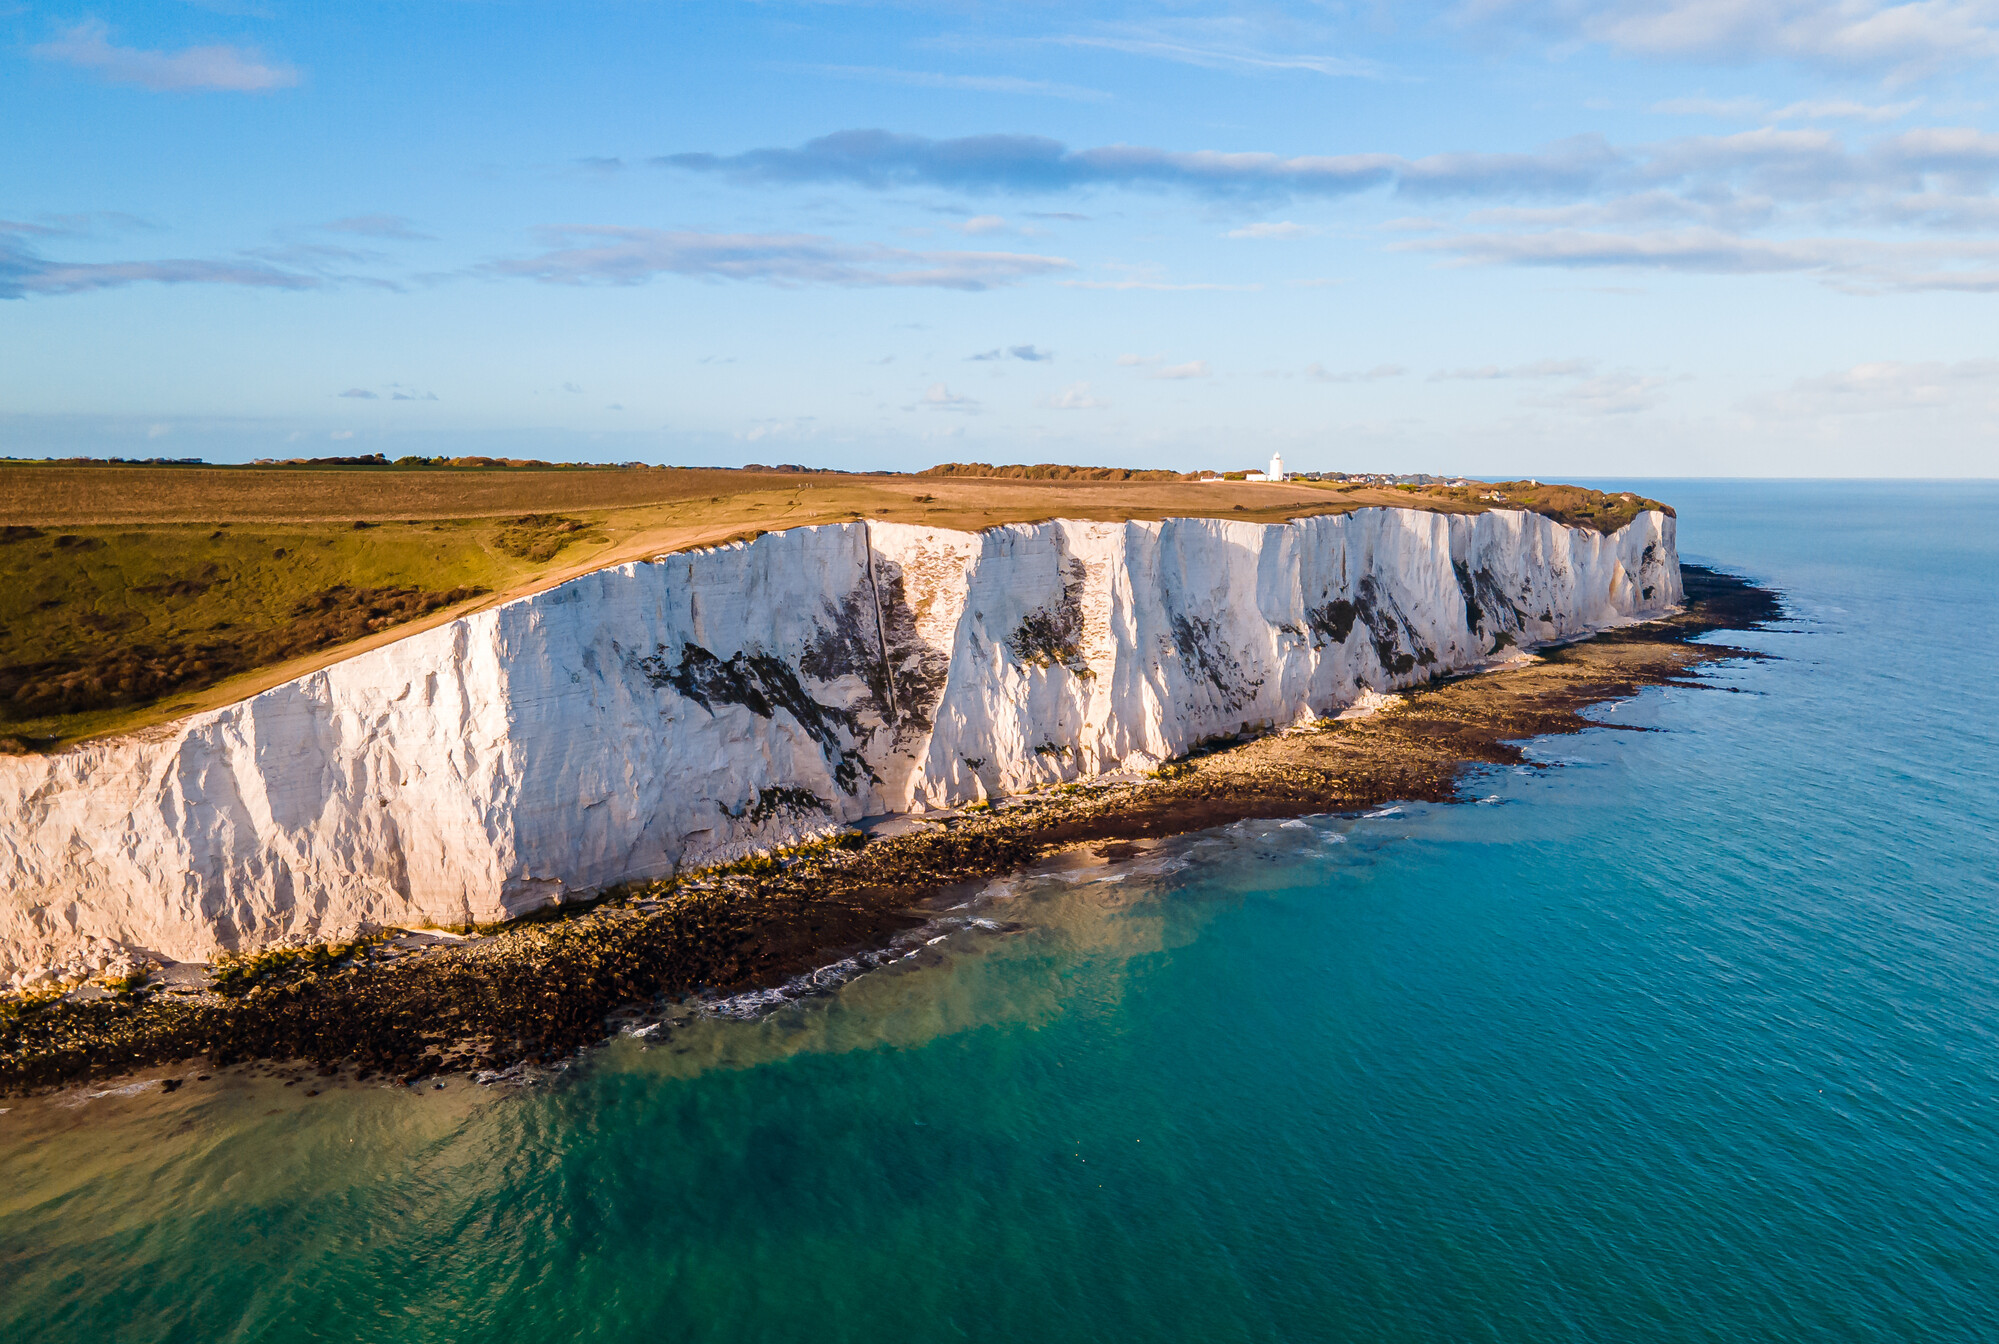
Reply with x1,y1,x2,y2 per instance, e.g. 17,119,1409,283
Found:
5,481,1997,1342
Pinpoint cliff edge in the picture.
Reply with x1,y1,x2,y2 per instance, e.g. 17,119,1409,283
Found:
0,506,1679,985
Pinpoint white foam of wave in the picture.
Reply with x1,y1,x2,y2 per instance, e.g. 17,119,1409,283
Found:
61,1078,161,1107
699,937,935,1022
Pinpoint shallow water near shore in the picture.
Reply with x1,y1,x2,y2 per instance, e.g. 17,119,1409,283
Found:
5,480,1998,1343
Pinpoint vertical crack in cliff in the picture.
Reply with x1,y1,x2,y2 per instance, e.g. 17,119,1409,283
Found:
861,523,900,725
866,554,951,739
1454,561,1485,635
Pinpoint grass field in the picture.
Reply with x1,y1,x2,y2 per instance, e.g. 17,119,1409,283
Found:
0,463,1667,748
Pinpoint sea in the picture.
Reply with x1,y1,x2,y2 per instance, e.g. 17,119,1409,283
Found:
3,480,1996,1343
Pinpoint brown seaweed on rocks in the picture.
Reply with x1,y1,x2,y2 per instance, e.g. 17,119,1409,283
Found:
0,565,1779,1096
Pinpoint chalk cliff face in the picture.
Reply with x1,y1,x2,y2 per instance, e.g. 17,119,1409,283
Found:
0,507,1679,983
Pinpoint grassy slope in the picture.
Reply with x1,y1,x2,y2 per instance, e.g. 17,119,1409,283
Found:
0,464,1669,747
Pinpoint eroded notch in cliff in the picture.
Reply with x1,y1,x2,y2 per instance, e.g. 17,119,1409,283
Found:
639,643,876,792
1307,599,1358,647
718,785,830,824
1639,542,1664,601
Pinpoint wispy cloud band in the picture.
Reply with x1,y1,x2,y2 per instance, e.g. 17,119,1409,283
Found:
0,224,321,299
1467,0,1999,80
486,227,1074,290
658,129,1402,198
659,125,1999,205
32,20,298,92
1404,226,1999,290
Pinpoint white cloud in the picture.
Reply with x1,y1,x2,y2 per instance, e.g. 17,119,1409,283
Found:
1526,371,1675,414
1749,357,1999,414
1048,23,1382,79
32,20,298,92
1478,0,1999,80
1063,280,1262,291
1652,94,1920,120
1774,97,1923,121
918,382,981,412
1432,359,1596,379
1042,381,1111,409
329,430,355,440
1226,221,1316,239
803,65,1112,103
957,215,1011,235
1307,363,1407,382
1119,353,1214,378
738,417,820,442
1405,226,1999,290
1651,95,1771,118
969,344,1053,361
323,215,434,241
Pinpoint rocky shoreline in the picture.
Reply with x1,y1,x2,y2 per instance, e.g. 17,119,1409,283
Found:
0,564,1779,1095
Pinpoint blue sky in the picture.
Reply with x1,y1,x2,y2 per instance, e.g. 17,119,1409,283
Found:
4,1,1997,476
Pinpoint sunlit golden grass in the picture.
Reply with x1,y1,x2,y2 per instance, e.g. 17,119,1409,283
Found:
0,463,1668,747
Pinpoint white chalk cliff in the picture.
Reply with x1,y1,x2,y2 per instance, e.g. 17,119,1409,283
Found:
0,507,1679,984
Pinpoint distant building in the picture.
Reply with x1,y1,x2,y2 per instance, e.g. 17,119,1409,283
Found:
1244,451,1286,484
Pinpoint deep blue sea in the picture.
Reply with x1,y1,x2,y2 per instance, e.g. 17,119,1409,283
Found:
4,481,1997,1343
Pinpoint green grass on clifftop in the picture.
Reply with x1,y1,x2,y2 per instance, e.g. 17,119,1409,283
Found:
0,462,1670,749
0,518,584,746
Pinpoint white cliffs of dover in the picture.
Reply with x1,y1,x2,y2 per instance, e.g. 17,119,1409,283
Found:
0,507,1680,984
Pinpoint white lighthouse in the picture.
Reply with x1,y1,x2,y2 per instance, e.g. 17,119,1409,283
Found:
1268,451,1285,483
